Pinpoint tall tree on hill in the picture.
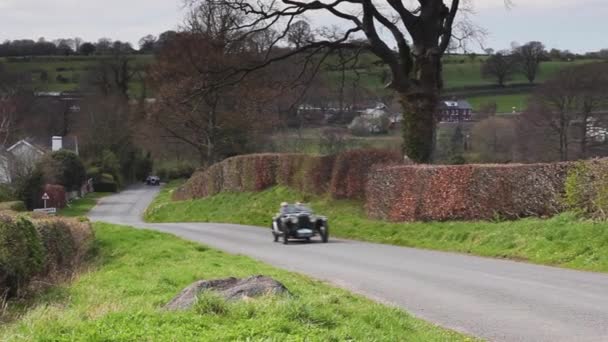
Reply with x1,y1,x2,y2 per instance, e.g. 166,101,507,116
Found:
513,41,546,83
184,0,489,163
481,51,519,87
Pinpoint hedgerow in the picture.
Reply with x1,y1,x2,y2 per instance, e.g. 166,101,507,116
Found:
564,159,608,219
366,162,572,221
0,213,93,298
173,150,401,201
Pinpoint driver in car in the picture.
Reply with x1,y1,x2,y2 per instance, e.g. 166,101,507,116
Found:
280,202,290,215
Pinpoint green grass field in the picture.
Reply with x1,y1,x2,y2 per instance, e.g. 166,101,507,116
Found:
0,222,471,341
2,55,152,96
58,192,110,217
467,93,531,113
146,182,608,273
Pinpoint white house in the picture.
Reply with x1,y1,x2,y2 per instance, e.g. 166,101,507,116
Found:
0,136,78,184
6,140,47,172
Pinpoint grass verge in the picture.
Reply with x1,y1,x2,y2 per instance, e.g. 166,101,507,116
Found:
0,222,471,341
146,182,608,273
58,192,110,217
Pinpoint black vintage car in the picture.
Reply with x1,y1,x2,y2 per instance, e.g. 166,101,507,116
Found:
146,176,161,186
272,204,329,244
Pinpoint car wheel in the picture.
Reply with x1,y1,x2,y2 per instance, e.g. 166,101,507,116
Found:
320,224,329,243
283,231,289,245
272,225,279,242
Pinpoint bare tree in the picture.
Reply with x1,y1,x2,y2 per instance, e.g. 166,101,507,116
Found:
481,51,519,87
0,64,30,146
186,0,488,163
513,41,545,83
472,117,516,163
147,31,281,165
518,63,608,161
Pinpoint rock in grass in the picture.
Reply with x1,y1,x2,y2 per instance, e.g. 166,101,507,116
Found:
164,275,289,311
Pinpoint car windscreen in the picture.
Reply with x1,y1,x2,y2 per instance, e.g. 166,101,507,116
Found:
283,205,312,214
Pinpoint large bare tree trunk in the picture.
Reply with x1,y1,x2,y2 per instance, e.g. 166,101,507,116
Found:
400,92,438,163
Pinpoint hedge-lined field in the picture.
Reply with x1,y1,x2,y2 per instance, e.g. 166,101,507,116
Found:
0,212,94,299
0,223,471,341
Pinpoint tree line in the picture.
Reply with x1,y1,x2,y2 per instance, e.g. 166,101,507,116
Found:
0,31,178,57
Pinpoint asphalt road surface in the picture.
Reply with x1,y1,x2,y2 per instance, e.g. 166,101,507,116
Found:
89,185,608,342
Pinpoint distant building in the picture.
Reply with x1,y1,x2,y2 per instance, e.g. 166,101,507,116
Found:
0,136,80,184
438,100,473,122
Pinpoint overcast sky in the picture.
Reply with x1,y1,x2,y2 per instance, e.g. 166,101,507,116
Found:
0,0,606,53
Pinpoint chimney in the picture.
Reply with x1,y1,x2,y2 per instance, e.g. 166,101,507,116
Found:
52,136,63,152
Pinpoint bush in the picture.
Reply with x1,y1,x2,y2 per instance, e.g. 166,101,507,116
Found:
564,159,608,218
14,168,44,210
0,201,27,212
0,214,93,297
0,184,15,202
40,151,87,192
156,163,196,182
43,184,67,209
0,216,45,296
100,173,115,183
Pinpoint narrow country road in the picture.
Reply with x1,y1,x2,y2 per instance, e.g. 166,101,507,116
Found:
89,185,608,342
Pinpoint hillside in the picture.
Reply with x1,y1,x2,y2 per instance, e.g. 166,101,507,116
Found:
1,55,152,96
2,54,599,112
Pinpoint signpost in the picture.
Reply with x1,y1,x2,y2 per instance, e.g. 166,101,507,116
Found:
42,193,50,209
34,193,57,216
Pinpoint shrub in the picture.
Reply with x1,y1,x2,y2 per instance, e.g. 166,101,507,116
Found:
564,159,608,219
100,173,115,183
0,214,93,297
0,184,15,202
86,166,102,182
156,162,196,182
14,168,44,210
40,151,87,192
0,201,26,212
0,216,45,296
34,217,94,274
43,184,67,209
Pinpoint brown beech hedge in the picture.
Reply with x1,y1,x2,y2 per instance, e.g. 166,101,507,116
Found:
174,151,608,222
366,162,573,221
173,149,401,201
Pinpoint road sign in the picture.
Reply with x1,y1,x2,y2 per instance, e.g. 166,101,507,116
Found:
41,193,50,208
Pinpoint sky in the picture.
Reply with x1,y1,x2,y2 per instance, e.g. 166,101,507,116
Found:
0,0,606,53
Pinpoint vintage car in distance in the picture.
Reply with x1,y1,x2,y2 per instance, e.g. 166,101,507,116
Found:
145,175,161,186
272,203,329,244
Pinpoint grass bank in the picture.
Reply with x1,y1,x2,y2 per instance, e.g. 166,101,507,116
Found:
146,181,608,273
58,192,110,217
0,222,470,341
